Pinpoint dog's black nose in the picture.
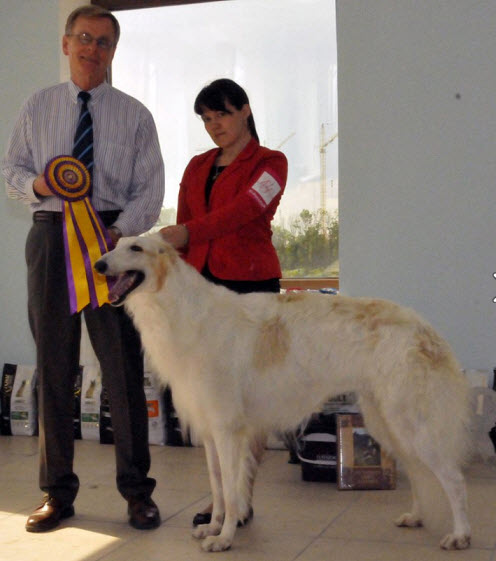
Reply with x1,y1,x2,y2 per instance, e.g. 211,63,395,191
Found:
94,260,107,274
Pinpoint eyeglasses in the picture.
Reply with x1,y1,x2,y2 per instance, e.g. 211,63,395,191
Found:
67,32,114,50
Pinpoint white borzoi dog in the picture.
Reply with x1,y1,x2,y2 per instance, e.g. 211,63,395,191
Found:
95,234,472,552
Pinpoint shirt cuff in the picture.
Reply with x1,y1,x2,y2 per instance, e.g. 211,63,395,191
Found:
26,175,44,203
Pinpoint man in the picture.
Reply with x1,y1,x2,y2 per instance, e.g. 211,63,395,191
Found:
2,5,164,532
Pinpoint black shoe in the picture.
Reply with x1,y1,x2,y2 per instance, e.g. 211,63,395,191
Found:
128,496,161,530
192,506,254,528
25,496,75,533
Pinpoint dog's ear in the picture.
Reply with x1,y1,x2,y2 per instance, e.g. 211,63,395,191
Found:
154,232,171,254
151,232,179,264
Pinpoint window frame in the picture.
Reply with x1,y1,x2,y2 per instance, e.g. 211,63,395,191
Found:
93,0,339,291
93,0,228,10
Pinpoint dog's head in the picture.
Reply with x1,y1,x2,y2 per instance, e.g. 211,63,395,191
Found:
94,233,177,305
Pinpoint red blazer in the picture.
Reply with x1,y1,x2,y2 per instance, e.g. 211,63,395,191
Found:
177,138,288,281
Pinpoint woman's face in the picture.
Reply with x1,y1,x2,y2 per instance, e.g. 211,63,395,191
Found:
200,101,251,150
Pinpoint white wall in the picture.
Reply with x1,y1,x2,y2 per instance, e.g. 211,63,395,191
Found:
0,0,60,366
337,1,496,369
1,1,495,370
0,0,81,367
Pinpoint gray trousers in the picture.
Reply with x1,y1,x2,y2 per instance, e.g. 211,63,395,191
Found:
25,213,156,505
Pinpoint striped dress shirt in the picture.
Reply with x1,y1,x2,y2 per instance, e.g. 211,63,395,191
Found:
2,80,165,236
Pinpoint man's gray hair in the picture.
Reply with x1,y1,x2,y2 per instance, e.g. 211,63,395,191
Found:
65,4,120,45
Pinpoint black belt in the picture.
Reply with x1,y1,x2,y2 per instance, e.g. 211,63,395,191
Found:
33,210,121,226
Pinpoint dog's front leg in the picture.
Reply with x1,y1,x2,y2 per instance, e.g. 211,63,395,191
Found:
192,437,224,540
201,429,242,552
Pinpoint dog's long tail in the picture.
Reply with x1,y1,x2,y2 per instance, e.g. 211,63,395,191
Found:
359,359,472,538
403,366,472,537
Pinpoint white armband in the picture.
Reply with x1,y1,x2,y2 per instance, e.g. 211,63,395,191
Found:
249,171,282,208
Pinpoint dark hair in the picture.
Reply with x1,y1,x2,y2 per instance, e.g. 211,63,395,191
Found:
194,79,259,143
65,4,120,45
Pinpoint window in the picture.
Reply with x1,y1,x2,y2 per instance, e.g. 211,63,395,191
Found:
107,0,338,286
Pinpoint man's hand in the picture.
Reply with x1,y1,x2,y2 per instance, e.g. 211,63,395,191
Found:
159,224,189,249
108,226,122,247
33,174,53,197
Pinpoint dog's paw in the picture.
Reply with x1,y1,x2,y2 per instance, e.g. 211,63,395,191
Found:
192,523,221,539
395,512,423,528
237,506,254,527
440,533,471,550
201,535,232,552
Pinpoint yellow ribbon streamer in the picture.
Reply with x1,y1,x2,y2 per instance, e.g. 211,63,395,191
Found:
45,156,114,314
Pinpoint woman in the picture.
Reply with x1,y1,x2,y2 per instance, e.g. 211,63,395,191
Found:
160,78,288,525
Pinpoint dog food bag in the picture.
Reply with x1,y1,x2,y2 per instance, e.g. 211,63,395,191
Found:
1,363,38,436
0,364,15,435
73,367,83,439
164,386,191,446
463,369,494,389
144,372,166,446
469,386,496,461
99,385,114,444
80,365,102,441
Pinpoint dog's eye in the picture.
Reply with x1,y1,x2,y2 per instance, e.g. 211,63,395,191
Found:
130,245,143,252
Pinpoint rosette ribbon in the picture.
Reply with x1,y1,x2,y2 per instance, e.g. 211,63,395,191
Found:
44,156,114,314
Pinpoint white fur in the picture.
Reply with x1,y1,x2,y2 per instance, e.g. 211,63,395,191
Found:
96,234,472,552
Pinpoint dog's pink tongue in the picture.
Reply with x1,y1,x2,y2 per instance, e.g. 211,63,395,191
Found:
108,272,135,303
107,286,120,304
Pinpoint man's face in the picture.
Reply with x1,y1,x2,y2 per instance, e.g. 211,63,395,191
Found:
62,16,116,90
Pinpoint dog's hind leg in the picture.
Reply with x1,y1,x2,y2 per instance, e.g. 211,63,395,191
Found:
412,449,471,550
360,395,470,549
192,436,225,539
200,429,244,552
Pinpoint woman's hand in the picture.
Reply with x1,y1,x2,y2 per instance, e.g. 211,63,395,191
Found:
159,224,189,249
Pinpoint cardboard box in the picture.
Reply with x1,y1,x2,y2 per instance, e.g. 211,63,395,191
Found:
337,413,396,490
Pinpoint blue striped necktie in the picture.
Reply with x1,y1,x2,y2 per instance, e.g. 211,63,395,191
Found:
73,91,93,185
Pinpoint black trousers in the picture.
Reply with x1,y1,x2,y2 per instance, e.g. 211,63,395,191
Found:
201,264,280,294
26,212,156,505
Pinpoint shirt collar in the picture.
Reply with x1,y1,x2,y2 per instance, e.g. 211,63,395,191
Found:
68,80,111,105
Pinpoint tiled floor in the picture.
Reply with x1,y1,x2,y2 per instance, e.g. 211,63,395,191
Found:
1,436,496,561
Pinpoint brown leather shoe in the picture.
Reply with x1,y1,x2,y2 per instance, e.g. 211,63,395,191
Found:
25,497,75,533
127,496,161,530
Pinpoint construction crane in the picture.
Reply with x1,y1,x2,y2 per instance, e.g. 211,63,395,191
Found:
319,124,338,232
276,131,296,150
